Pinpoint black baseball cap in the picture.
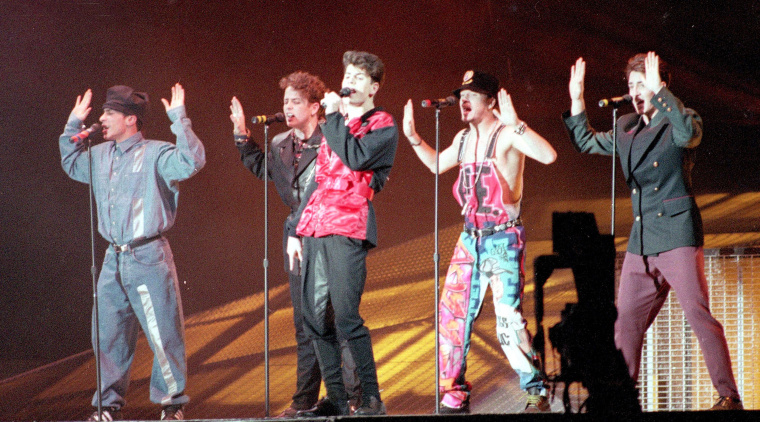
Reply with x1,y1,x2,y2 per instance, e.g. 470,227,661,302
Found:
453,70,499,98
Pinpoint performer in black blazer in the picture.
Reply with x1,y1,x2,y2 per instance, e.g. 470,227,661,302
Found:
229,72,360,418
563,52,743,411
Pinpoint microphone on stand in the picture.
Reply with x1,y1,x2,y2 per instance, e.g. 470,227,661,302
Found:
598,94,632,108
70,123,102,143
251,112,286,125
421,96,457,108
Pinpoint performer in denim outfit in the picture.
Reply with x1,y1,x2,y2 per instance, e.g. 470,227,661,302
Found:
60,84,205,421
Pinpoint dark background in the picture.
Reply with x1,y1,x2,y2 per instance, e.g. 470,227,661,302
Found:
1,0,758,374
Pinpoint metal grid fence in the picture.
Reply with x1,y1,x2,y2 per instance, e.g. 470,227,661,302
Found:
632,250,760,411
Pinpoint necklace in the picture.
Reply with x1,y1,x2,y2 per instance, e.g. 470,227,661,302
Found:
460,120,500,191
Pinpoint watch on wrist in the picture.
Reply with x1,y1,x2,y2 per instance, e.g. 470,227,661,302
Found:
234,128,251,143
514,121,527,135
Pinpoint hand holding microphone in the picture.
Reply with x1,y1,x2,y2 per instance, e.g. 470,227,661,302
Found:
321,88,355,114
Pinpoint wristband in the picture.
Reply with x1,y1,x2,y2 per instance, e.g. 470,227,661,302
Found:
234,128,251,143
514,121,527,135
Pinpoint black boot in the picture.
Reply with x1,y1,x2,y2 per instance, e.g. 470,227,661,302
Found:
295,397,348,417
353,396,386,416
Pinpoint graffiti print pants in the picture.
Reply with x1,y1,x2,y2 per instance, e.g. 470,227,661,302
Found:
438,226,544,408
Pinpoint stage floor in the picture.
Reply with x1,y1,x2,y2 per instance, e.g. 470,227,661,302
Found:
2,193,759,421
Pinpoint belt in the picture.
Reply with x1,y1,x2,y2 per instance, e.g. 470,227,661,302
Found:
112,234,162,253
464,218,522,238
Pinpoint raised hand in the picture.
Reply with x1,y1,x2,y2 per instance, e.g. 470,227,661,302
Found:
569,57,585,101
161,82,185,112
492,88,518,126
229,96,247,136
402,99,417,139
644,51,663,93
71,89,93,122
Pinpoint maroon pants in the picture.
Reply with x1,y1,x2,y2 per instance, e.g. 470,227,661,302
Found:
615,247,739,400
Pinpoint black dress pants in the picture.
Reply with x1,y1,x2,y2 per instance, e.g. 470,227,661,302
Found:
301,235,380,405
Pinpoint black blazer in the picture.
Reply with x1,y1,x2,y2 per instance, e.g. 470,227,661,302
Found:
237,127,322,273
237,127,322,214
563,87,704,255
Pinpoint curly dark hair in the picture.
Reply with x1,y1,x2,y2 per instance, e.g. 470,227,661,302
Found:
625,53,671,88
342,51,385,85
279,71,327,104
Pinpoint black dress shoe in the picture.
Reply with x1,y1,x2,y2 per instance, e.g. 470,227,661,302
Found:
353,396,386,416
295,397,346,417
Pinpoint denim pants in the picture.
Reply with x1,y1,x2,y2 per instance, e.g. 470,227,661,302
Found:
91,237,188,408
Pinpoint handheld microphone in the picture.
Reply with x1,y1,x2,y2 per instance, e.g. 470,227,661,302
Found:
251,112,286,125
338,87,355,97
421,96,457,108
70,123,102,143
598,94,632,108
320,88,356,109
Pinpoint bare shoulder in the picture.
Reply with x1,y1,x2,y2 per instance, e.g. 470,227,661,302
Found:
494,125,518,156
452,128,468,145
440,128,468,154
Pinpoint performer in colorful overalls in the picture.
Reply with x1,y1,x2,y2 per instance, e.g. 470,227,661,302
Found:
286,51,398,416
403,71,556,413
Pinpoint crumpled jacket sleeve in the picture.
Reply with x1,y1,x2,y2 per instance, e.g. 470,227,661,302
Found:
237,138,267,180
59,115,92,184
156,105,206,183
562,110,616,156
649,87,702,149
321,111,398,192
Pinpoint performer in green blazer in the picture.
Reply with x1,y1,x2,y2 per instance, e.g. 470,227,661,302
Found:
562,52,743,411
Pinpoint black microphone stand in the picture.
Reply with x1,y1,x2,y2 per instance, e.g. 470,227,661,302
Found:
262,122,271,417
610,107,620,237
433,106,442,414
250,113,284,417
87,135,103,418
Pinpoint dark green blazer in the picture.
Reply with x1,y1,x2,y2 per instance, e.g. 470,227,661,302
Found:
563,87,704,256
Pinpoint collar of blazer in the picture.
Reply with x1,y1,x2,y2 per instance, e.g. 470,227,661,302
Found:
294,126,322,176
625,114,670,179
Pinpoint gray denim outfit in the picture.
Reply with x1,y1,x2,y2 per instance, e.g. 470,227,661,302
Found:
59,105,205,408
